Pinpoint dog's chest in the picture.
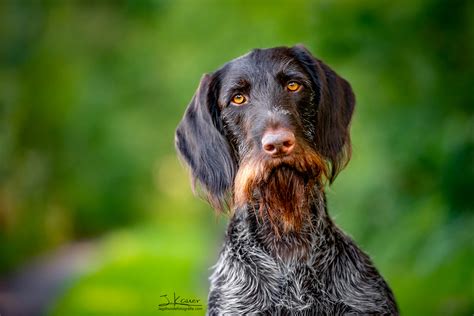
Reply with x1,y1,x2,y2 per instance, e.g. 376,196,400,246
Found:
214,240,325,312
274,261,319,310
208,210,337,313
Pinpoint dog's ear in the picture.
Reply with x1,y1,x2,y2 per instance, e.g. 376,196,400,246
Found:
175,73,235,212
291,45,355,183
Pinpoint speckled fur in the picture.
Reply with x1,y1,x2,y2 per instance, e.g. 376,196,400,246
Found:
175,45,399,315
208,189,398,315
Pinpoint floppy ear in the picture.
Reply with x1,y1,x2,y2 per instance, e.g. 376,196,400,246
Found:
291,45,355,183
175,73,235,211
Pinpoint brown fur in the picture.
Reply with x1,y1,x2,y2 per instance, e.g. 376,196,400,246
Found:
234,143,328,235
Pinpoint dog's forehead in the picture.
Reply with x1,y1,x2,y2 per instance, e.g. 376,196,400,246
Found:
223,47,301,78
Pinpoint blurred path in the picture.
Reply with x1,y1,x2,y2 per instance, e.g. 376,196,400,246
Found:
0,242,98,316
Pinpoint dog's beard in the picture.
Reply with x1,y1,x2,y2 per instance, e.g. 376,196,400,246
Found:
234,146,327,235
257,166,311,234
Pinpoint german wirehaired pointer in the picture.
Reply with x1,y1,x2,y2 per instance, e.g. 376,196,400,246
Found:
175,45,398,315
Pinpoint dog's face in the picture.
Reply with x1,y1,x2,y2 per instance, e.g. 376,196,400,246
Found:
176,45,354,232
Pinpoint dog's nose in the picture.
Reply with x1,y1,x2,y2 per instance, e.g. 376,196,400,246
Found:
261,129,296,156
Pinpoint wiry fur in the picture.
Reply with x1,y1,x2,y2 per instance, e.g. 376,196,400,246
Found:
175,45,398,315
234,143,327,235
208,193,398,315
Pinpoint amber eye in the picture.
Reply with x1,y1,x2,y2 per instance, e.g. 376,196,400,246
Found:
231,94,246,105
287,81,301,92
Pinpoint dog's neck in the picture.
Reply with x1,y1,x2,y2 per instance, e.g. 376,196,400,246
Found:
229,185,335,263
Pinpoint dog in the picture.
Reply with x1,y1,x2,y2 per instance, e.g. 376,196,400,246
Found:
175,45,398,315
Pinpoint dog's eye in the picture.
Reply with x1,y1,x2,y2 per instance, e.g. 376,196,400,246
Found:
287,81,301,92
231,94,247,105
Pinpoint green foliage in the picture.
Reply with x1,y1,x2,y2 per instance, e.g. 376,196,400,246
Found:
50,212,217,316
0,0,472,315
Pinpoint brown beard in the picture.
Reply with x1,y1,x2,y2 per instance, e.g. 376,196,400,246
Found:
234,145,328,236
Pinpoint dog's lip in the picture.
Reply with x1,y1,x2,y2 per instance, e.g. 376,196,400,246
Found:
268,153,293,159
264,152,301,165
265,155,319,176
264,163,314,185
267,161,301,174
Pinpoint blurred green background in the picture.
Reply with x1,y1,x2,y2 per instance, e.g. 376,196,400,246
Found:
0,0,473,315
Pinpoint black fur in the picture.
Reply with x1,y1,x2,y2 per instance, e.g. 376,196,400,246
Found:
176,45,398,315
175,74,236,211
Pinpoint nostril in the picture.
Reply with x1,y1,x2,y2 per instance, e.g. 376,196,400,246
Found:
264,143,275,152
283,140,294,148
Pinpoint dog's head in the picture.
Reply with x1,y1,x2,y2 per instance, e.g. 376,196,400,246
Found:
176,45,355,232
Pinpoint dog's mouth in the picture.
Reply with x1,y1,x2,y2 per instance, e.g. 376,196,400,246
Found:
263,160,312,182
233,147,327,235
260,145,327,179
